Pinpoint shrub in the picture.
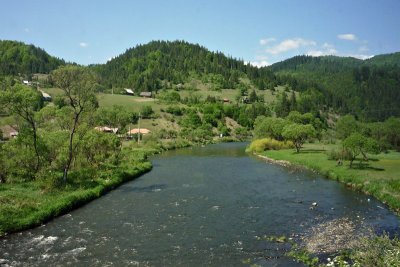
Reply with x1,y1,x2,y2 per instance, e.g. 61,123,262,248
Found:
247,138,294,153
326,148,353,161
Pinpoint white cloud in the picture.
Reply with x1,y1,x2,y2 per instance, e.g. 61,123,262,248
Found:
337,34,357,41
249,60,271,68
259,37,276,45
307,43,337,57
266,38,316,55
348,54,374,60
79,42,89,48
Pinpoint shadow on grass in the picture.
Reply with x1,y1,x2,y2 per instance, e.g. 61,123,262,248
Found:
350,162,385,171
296,149,327,154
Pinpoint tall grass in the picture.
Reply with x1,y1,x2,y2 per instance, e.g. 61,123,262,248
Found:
246,137,294,153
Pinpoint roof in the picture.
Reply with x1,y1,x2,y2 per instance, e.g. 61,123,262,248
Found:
40,90,52,99
95,126,119,134
0,125,18,139
124,88,134,94
139,92,152,97
127,128,151,135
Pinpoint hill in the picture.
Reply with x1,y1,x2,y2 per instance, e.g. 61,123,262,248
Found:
267,54,400,121
91,40,276,92
0,40,65,76
365,52,400,66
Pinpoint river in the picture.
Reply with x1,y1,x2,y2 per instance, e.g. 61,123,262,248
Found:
0,142,398,266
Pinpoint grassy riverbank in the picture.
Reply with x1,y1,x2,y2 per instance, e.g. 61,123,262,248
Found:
261,143,400,212
0,161,152,236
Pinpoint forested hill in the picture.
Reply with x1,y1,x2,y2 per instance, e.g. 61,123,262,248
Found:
267,54,400,121
0,40,65,76
91,40,276,91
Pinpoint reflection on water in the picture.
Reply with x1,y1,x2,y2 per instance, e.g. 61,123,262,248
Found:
0,142,398,266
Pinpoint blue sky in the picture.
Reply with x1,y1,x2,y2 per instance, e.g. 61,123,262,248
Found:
1,0,399,66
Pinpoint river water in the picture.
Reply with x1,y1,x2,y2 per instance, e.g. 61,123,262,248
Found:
0,142,398,266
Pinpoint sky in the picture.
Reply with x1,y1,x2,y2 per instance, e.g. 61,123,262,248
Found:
1,0,399,66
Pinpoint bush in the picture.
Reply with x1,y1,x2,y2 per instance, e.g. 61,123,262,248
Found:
247,138,294,153
326,148,353,161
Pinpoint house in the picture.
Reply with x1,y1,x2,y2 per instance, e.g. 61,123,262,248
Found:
0,125,18,140
95,126,119,134
139,92,152,98
40,90,52,101
23,80,31,86
127,128,151,135
124,88,134,95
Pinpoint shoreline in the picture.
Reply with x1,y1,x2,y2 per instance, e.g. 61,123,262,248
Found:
255,151,400,215
0,162,152,237
0,138,244,237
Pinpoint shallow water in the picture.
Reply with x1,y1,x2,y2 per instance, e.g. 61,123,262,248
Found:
0,142,398,266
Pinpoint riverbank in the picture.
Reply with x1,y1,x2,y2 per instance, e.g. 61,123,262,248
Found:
0,137,242,236
0,161,152,236
257,143,400,213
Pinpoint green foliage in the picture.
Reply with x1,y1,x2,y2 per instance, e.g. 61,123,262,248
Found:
253,116,289,140
247,138,293,153
93,40,275,92
95,105,136,129
51,65,99,182
282,123,316,152
286,247,319,267
343,133,379,168
346,234,400,266
180,109,202,128
336,115,360,139
0,40,64,76
140,105,154,118
79,130,121,167
157,90,181,103
165,105,185,116
272,54,400,121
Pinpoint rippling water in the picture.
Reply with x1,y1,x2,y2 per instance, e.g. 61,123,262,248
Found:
0,143,398,266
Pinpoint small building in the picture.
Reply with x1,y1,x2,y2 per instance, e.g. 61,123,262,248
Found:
95,126,119,134
40,90,52,101
124,88,134,95
23,80,31,86
139,92,152,98
127,128,151,135
0,125,19,140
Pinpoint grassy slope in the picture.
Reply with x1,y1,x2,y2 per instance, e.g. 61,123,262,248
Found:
263,143,400,212
0,161,152,235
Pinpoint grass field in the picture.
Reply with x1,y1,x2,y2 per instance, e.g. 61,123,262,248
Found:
0,161,152,235
262,143,400,212
96,93,165,113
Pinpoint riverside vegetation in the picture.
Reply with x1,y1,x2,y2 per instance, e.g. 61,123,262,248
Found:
1,40,400,265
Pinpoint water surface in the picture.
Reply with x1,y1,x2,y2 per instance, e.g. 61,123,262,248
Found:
0,143,398,266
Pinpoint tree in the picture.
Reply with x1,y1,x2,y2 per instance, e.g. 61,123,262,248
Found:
282,123,316,153
51,66,98,183
335,115,360,140
342,133,378,168
253,116,288,140
0,84,43,171
249,90,258,103
275,92,290,117
95,105,135,130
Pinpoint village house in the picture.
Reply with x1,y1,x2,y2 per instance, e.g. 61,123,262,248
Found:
94,126,119,134
124,88,134,95
139,91,152,98
127,128,151,135
0,125,19,140
40,90,52,101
